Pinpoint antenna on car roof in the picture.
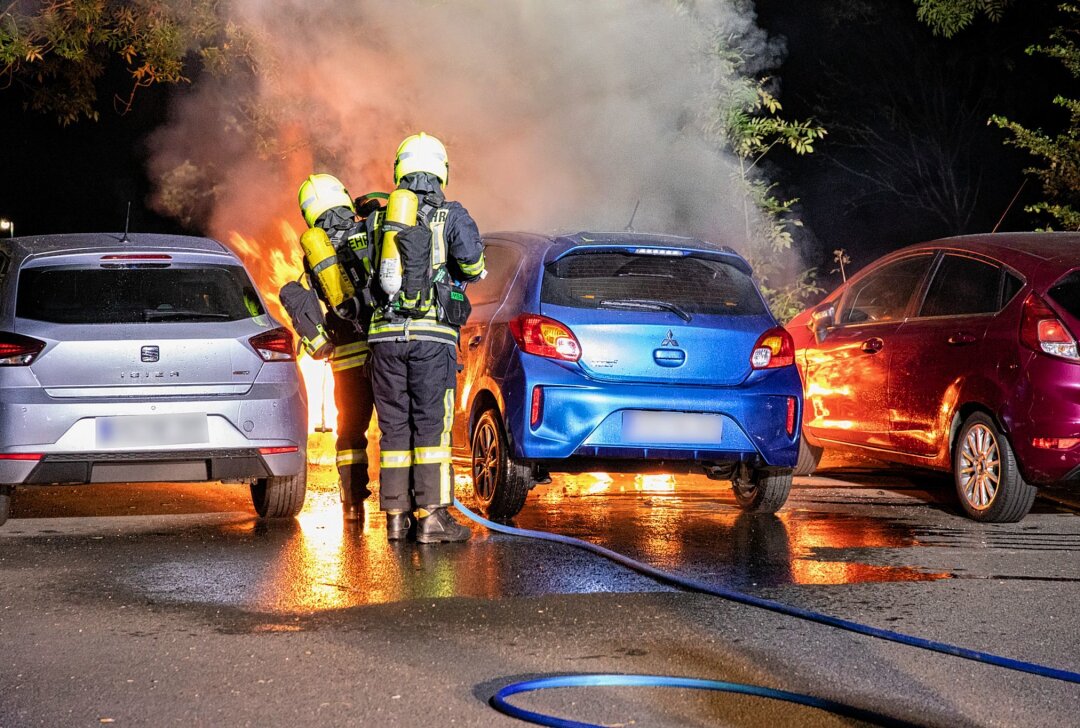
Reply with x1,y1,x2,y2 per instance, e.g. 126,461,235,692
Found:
120,201,131,243
624,199,640,232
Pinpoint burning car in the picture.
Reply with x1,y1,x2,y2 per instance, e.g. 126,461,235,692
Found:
0,233,307,525
788,232,1080,523
452,231,802,519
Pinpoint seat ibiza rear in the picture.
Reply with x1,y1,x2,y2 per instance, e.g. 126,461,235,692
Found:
454,232,802,518
0,233,307,525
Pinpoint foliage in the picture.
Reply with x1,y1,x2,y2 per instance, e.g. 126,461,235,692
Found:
914,0,1013,37
0,1,251,125
989,4,1080,230
711,74,827,322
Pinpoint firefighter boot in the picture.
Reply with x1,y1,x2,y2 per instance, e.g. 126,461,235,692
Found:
416,506,471,544
386,511,413,542
340,483,368,522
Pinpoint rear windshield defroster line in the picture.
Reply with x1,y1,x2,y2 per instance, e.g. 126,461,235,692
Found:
16,265,265,324
541,251,767,316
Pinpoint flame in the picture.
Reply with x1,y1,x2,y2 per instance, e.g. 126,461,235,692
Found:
225,220,340,437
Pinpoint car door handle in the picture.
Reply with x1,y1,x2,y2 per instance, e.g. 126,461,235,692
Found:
861,337,884,354
947,332,977,346
468,335,483,349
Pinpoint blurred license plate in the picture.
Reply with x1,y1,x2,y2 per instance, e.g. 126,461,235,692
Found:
623,411,723,445
96,413,209,448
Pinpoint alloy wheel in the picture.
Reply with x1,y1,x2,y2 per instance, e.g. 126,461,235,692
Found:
472,418,500,503
958,423,1001,511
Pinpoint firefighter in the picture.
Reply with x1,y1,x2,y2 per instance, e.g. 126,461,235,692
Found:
369,132,486,543
291,174,383,522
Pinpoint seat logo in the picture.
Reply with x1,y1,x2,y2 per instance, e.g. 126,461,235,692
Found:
661,330,679,347
141,345,160,363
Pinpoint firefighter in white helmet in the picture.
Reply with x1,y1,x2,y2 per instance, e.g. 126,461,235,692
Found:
369,132,486,543
281,173,385,522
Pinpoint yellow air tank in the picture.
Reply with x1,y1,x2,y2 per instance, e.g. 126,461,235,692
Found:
299,226,354,309
378,188,418,298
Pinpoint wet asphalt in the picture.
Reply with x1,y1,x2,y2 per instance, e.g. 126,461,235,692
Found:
2,448,1080,727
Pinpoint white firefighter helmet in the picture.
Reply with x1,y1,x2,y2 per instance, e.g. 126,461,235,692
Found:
394,132,449,186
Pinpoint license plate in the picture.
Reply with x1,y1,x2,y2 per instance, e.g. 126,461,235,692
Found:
96,413,209,448
622,411,723,445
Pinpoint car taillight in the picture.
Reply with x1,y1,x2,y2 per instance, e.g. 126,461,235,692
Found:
1032,438,1080,450
509,314,582,362
259,446,299,455
786,396,797,436
751,327,795,369
1020,293,1079,361
0,453,43,461
0,332,46,366
250,327,296,362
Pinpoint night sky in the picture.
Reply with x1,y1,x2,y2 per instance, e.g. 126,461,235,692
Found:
0,0,1070,292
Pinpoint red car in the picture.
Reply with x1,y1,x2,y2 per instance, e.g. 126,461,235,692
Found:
788,232,1080,522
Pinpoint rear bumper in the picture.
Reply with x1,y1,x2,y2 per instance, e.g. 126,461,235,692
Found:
6,447,304,485
1005,355,1080,484
505,353,802,468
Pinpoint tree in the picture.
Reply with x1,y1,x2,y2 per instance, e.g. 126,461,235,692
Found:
915,1,1079,230
714,75,827,321
914,0,1013,37
0,1,250,125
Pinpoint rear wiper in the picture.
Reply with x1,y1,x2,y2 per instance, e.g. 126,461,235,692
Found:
598,298,692,322
144,309,231,321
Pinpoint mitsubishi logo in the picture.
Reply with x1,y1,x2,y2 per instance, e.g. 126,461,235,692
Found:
141,345,160,363
661,330,679,347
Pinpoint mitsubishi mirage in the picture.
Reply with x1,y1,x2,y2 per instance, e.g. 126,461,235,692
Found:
453,231,803,519
788,232,1080,523
0,233,307,526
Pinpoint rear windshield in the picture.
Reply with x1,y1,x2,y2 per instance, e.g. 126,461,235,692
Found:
542,251,767,316
16,265,265,324
1050,270,1080,320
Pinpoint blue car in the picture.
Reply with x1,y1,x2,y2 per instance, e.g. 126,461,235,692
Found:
451,231,802,518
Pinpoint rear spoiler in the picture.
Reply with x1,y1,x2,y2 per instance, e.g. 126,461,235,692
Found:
544,243,753,275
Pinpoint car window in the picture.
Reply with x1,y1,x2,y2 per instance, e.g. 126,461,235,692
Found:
541,251,766,316
467,243,521,305
918,254,1002,317
1049,270,1080,319
839,254,933,325
16,264,265,324
1002,271,1023,308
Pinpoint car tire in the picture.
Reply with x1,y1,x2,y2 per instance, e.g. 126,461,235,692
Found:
0,485,11,527
471,408,531,520
794,438,823,476
250,471,307,519
732,468,793,513
953,412,1036,523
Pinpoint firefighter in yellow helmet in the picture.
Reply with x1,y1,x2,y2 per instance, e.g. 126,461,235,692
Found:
369,133,486,543
281,173,385,522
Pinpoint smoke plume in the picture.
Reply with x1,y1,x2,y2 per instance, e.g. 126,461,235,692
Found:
148,0,784,257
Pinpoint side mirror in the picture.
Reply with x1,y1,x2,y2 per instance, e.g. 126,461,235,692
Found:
809,304,836,342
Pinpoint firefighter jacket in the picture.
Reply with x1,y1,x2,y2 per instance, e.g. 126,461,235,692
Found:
368,177,486,347
317,216,378,371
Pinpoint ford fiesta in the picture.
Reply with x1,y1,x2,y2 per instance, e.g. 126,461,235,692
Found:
0,233,307,525
452,231,802,519
788,232,1080,523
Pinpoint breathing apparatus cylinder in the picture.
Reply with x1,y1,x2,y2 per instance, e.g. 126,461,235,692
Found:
378,189,418,299
299,226,355,309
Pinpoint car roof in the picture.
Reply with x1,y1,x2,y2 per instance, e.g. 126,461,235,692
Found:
905,232,1080,268
483,230,750,272
0,233,234,263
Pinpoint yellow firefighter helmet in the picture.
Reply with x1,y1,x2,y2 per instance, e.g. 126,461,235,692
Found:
297,173,355,227
394,132,449,186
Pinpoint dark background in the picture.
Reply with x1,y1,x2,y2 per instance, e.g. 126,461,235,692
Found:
0,1,1069,291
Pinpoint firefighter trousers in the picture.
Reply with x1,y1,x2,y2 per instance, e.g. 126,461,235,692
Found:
370,340,457,511
332,360,375,504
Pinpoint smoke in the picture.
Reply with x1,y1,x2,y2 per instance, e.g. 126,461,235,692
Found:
148,0,784,253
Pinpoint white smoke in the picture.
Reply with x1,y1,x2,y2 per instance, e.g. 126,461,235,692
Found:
148,0,784,251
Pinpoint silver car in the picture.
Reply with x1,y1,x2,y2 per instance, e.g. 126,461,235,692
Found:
0,233,307,525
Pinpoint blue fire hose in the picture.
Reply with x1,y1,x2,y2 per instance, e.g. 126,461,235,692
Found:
453,500,1080,727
